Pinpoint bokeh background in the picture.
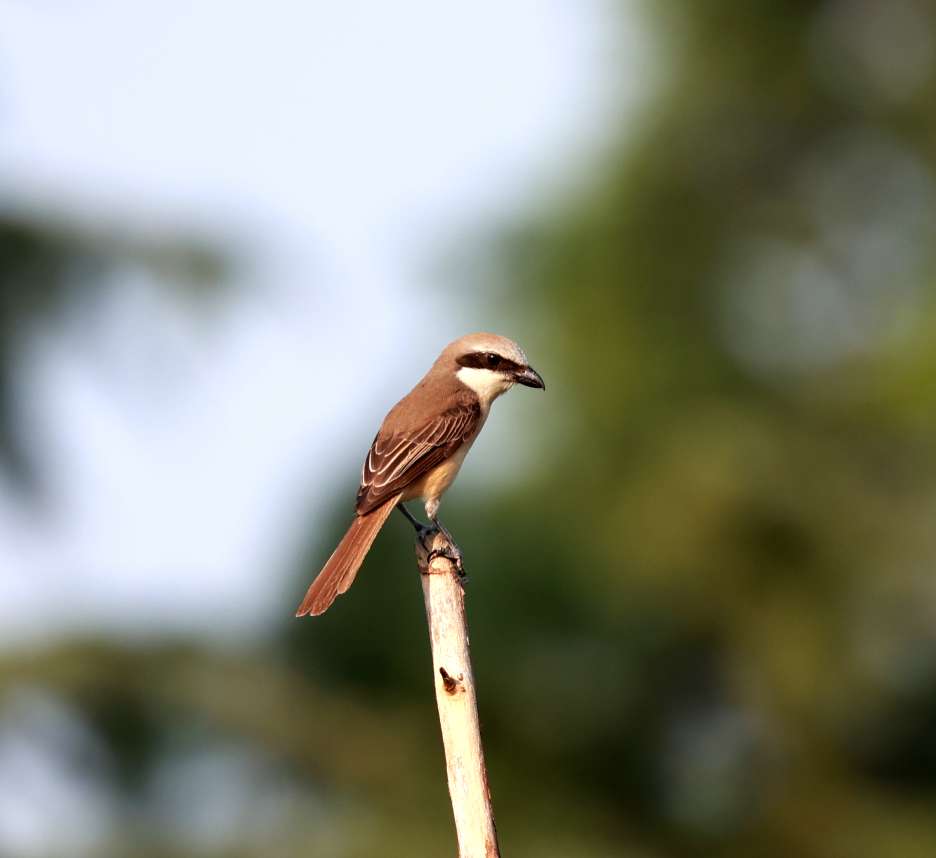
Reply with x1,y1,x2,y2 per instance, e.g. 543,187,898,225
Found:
3,1,936,856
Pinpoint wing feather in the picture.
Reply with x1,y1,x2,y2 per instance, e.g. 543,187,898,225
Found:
356,400,481,514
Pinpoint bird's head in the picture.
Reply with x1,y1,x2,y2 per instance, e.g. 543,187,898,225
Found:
441,332,545,405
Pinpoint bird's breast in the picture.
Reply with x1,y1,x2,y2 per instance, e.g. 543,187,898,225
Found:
403,417,485,508
420,446,469,498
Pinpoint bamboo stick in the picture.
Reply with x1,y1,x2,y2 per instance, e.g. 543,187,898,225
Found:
416,528,500,858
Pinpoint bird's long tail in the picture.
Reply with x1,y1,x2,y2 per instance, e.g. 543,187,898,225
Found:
295,494,401,617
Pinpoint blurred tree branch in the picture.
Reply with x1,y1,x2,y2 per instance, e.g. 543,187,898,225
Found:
0,638,428,791
0,209,229,492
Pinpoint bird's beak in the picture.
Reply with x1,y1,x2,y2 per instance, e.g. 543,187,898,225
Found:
514,364,545,390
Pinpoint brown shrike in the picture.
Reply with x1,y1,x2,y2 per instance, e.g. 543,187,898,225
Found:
296,332,545,617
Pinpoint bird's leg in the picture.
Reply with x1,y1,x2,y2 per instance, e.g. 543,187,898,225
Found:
429,516,466,579
397,504,439,563
397,503,430,534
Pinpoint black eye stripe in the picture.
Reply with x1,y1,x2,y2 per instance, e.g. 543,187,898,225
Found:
455,351,522,373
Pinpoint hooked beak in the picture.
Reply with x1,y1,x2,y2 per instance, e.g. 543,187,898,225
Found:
514,364,545,390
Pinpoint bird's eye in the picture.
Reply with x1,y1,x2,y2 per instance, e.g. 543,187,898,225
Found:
485,353,501,369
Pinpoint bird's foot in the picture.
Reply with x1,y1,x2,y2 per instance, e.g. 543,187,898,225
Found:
427,540,465,578
429,517,465,577
413,514,466,580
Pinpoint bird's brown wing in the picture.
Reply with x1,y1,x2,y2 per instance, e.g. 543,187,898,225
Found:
355,399,482,514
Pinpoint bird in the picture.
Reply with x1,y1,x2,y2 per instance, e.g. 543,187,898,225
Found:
295,332,545,617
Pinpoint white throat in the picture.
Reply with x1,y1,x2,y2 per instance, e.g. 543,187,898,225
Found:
456,366,513,411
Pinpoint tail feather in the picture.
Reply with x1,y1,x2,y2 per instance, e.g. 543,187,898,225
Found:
295,494,401,617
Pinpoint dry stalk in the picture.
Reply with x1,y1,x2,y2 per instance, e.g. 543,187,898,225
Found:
416,528,500,858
